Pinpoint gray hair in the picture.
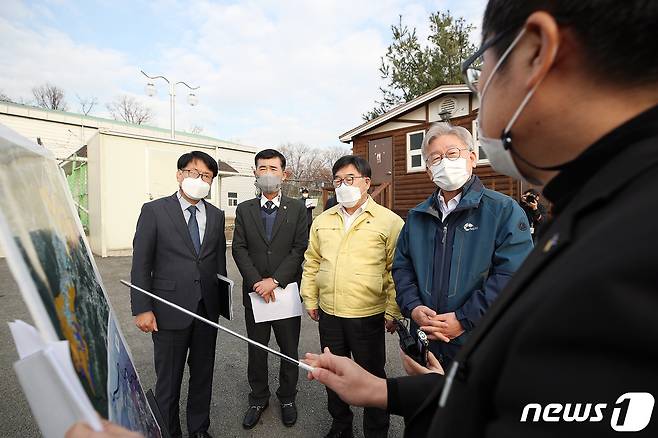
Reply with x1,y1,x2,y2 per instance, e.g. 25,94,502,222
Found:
421,122,475,160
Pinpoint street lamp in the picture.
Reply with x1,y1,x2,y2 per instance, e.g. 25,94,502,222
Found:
145,82,156,97
140,70,200,139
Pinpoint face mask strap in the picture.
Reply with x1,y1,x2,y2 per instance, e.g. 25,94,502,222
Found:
492,28,568,170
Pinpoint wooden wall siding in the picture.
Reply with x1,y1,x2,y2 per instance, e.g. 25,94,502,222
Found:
350,111,521,218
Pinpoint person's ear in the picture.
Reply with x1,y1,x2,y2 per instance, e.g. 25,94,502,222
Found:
523,11,560,90
363,177,371,192
176,170,183,183
469,151,477,169
426,166,433,181
282,169,291,181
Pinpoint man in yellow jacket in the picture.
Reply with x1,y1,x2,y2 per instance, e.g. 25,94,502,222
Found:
301,155,404,438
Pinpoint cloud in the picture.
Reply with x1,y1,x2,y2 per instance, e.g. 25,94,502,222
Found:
0,0,488,149
0,16,138,112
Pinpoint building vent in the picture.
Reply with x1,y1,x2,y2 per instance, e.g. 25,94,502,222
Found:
438,97,457,119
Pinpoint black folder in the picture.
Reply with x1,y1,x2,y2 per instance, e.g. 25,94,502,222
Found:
217,274,234,320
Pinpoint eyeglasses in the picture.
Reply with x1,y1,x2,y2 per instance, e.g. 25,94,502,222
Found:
181,169,213,183
426,147,468,166
461,26,519,94
332,176,367,188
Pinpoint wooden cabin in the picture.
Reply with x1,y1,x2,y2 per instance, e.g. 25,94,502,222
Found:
336,84,523,218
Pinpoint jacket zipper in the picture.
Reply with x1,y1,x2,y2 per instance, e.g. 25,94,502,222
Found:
436,225,448,311
452,232,464,297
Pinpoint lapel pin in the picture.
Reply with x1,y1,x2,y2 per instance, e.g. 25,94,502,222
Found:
283,205,287,210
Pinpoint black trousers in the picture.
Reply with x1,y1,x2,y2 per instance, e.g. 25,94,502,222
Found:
319,310,389,438
428,339,461,369
152,300,217,438
245,306,301,405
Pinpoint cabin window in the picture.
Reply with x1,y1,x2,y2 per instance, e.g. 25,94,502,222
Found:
406,130,425,173
228,192,238,207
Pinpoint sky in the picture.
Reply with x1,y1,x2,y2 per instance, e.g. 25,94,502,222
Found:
0,0,487,150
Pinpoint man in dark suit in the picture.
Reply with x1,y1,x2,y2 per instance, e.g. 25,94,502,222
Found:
303,1,658,437
130,151,227,438
232,149,308,429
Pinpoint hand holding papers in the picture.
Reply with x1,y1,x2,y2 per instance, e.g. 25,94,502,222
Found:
248,282,304,323
305,198,318,209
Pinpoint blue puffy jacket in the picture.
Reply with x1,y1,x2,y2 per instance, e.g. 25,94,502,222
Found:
393,176,533,362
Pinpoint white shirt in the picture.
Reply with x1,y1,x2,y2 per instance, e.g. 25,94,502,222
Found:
438,192,462,222
260,191,282,208
339,198,369,232
178,191,207,243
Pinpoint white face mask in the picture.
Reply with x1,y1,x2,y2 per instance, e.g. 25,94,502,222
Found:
335,184,363,208
181,177,210,200
430,157,471,191
477,28,550,184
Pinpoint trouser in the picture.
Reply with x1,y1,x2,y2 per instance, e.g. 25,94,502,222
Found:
319,310,389,438
152,301,217,438
245,306,301,405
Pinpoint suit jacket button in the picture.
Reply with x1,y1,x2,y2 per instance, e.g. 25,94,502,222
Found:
267,250,272,255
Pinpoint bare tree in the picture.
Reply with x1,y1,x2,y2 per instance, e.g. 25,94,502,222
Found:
0,90,13,103
106,95,152,125
76,94,98,116
278,142,350,183
321,146,352,169
32,83,68,110
279,142,315,180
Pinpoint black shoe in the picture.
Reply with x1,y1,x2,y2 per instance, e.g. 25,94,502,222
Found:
189,432,212,438
242,403,269,429
324,426,353,438
281,402,297,427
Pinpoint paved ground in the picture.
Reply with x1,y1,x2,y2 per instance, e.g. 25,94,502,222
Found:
0,252,406,437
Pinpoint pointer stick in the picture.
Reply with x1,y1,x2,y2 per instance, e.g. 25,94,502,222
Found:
121,280,314,372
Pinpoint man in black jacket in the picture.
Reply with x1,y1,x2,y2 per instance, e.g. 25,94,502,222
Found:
304,1,658,436
232,149,308,429
130,151,227,438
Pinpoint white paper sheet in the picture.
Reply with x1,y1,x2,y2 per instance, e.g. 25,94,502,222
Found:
8,320,103,435
248,282,303,323
305,198,318,208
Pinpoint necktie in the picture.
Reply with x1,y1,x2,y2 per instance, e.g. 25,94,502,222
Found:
187,205,201,255
263,200,277,214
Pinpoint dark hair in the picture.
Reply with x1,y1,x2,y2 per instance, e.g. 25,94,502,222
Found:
255,149,286,169
177,151,218,177
332,155,372,178
301,188,309,194
482,0,658,86
524,188,539,196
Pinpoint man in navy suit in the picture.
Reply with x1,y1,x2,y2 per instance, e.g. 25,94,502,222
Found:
130,151,227,438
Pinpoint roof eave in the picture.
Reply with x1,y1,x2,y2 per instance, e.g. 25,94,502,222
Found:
339,84,471,143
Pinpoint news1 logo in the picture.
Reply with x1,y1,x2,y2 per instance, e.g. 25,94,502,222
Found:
520,392,655,432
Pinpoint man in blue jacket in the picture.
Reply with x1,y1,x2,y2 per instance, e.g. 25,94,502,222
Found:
393,122,533,366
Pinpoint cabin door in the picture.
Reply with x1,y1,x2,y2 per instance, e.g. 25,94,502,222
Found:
368,137,393,185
